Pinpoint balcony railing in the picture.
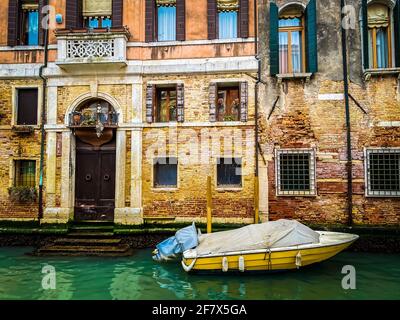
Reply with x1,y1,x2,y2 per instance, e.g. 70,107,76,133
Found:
55,27,130,69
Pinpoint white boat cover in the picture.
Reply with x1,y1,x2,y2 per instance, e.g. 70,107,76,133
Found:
195,219,320,255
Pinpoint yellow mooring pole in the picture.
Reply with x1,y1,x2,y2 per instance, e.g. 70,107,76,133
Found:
207,176,212,233
254,177,259,224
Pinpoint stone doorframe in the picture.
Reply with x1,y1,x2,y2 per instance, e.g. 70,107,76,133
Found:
43,89,144,225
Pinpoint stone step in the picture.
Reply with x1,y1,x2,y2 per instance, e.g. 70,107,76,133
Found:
53,238,122,246
36,244,132,257
69,225,114,232
67,232,115,238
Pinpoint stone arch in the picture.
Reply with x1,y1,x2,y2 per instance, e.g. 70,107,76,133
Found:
64,91,124,125
279,1,307,15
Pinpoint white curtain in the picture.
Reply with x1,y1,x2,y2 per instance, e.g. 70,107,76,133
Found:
291,31,302,73
376,28,388,68
158,6,176,41
218,11,238,39
279,32,288,73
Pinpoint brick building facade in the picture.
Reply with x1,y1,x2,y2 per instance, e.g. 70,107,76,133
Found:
0,0,399,227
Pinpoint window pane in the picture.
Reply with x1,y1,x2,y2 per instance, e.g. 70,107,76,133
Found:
291,31,302,73
17,88,38,125
279,153,311,192
16,161,36,187
88,17,99,28
217,158,242,186
157,89,177,122
158,6,176,41
218,11,238,39
169,90,177,121
279,32,288,73
376,28,388,68
279,18,301,28
102,18,112,28
154,158,177,187
27,11,39,45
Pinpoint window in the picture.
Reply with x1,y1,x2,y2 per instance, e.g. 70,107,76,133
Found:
20,1,39,45
218,0,238,39
14,160,36,187
276,149,316,196
217,158,242,187
16,88,38,125
216,85,240,122
155,87,177,122
366,149,400,197
367,3,392,69
83,0,113,28
157,2,176,41
279,6,305,73
154,157,178,188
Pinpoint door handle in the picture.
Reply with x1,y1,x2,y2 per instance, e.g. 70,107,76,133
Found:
85,174,92,182
104,174,110,181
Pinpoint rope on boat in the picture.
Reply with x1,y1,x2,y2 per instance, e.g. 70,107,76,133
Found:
295,251,302,269
264,248,272,271
181,258,197,272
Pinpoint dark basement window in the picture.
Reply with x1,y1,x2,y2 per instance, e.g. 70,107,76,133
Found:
154,157,178,188
217,158,242,188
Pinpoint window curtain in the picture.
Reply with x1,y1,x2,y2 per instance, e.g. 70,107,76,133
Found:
158,6,176,41
376,28,389,68
27,11,39,45
279,32,288,73
219,11,238,39
291,31,302,73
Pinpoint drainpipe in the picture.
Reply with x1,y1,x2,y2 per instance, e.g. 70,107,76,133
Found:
340,0,353,226
254,0,261,223
38,2,50,221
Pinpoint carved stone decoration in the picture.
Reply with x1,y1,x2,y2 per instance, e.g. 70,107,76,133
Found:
67,39,115,59
75,128,114,148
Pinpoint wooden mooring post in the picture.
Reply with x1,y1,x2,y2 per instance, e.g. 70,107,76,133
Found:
207,176,212,233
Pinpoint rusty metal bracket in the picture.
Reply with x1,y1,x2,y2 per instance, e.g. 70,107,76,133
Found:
267,96,280,120
348,93,368,114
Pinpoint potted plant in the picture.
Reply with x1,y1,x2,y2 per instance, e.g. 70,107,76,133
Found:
8,186,37,203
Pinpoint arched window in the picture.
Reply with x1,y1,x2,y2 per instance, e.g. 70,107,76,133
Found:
278,5,305,73
367,2,392,68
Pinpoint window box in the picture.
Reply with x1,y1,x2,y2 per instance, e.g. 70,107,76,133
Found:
8,186,37,203
11,125,35,134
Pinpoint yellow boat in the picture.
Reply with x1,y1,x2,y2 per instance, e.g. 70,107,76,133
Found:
153,219,359,273
181,231,359,273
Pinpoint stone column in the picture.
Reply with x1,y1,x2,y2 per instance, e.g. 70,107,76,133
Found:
258,158,269,222
130,128,143,210
115,129,126,209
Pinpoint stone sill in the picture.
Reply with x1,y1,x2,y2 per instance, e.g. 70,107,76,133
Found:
276,72,313,84
276,193,317,197
363,68,400,81
151,187,178,192
216,187,243,192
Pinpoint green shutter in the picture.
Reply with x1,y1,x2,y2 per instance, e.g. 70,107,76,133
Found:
394,0,400,67
362,0,369,70
269,2,279,76
305,0,318,73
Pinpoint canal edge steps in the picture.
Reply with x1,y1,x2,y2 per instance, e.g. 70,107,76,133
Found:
34,222,134,257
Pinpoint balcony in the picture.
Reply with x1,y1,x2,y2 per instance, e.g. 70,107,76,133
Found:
55,27,130,71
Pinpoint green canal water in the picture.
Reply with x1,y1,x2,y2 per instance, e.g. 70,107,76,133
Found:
0,247,399,300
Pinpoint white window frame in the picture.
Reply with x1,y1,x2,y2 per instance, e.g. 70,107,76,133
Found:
275,148,317,196
365,147,400,197
151,156,179,191
11,85,42,128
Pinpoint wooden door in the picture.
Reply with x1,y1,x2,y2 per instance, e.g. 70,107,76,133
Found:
74,134,116,222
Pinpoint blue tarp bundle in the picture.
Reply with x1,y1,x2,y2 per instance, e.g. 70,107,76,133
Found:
152,223,198,262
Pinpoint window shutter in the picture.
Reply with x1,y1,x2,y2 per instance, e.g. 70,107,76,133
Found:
145,0,155,42
7,0,19,46
66,0,82,29
112,0,124,27
362,0,369,70
17,89,38,125
269,2,279,76
176,0,186,41
239,0,249,38
38,0,46,46
240,81,248,122
176,83,185,122
394,0,400,67
209,82,217,122
305,0,318,73
208,0,217,40
146,84,155,123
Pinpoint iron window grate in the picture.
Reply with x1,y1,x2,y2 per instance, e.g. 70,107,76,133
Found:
276,149,316,196
366,149,400,197
15,160,36,187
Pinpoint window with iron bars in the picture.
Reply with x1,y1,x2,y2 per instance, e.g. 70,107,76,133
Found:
14,160,36,187
366,148,400,197
275,149,316,196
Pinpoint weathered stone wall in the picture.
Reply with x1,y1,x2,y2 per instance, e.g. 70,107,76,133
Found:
0,79,43,220
258,0,400,226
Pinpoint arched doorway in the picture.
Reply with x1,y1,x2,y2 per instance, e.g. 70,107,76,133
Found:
69,98,119,222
